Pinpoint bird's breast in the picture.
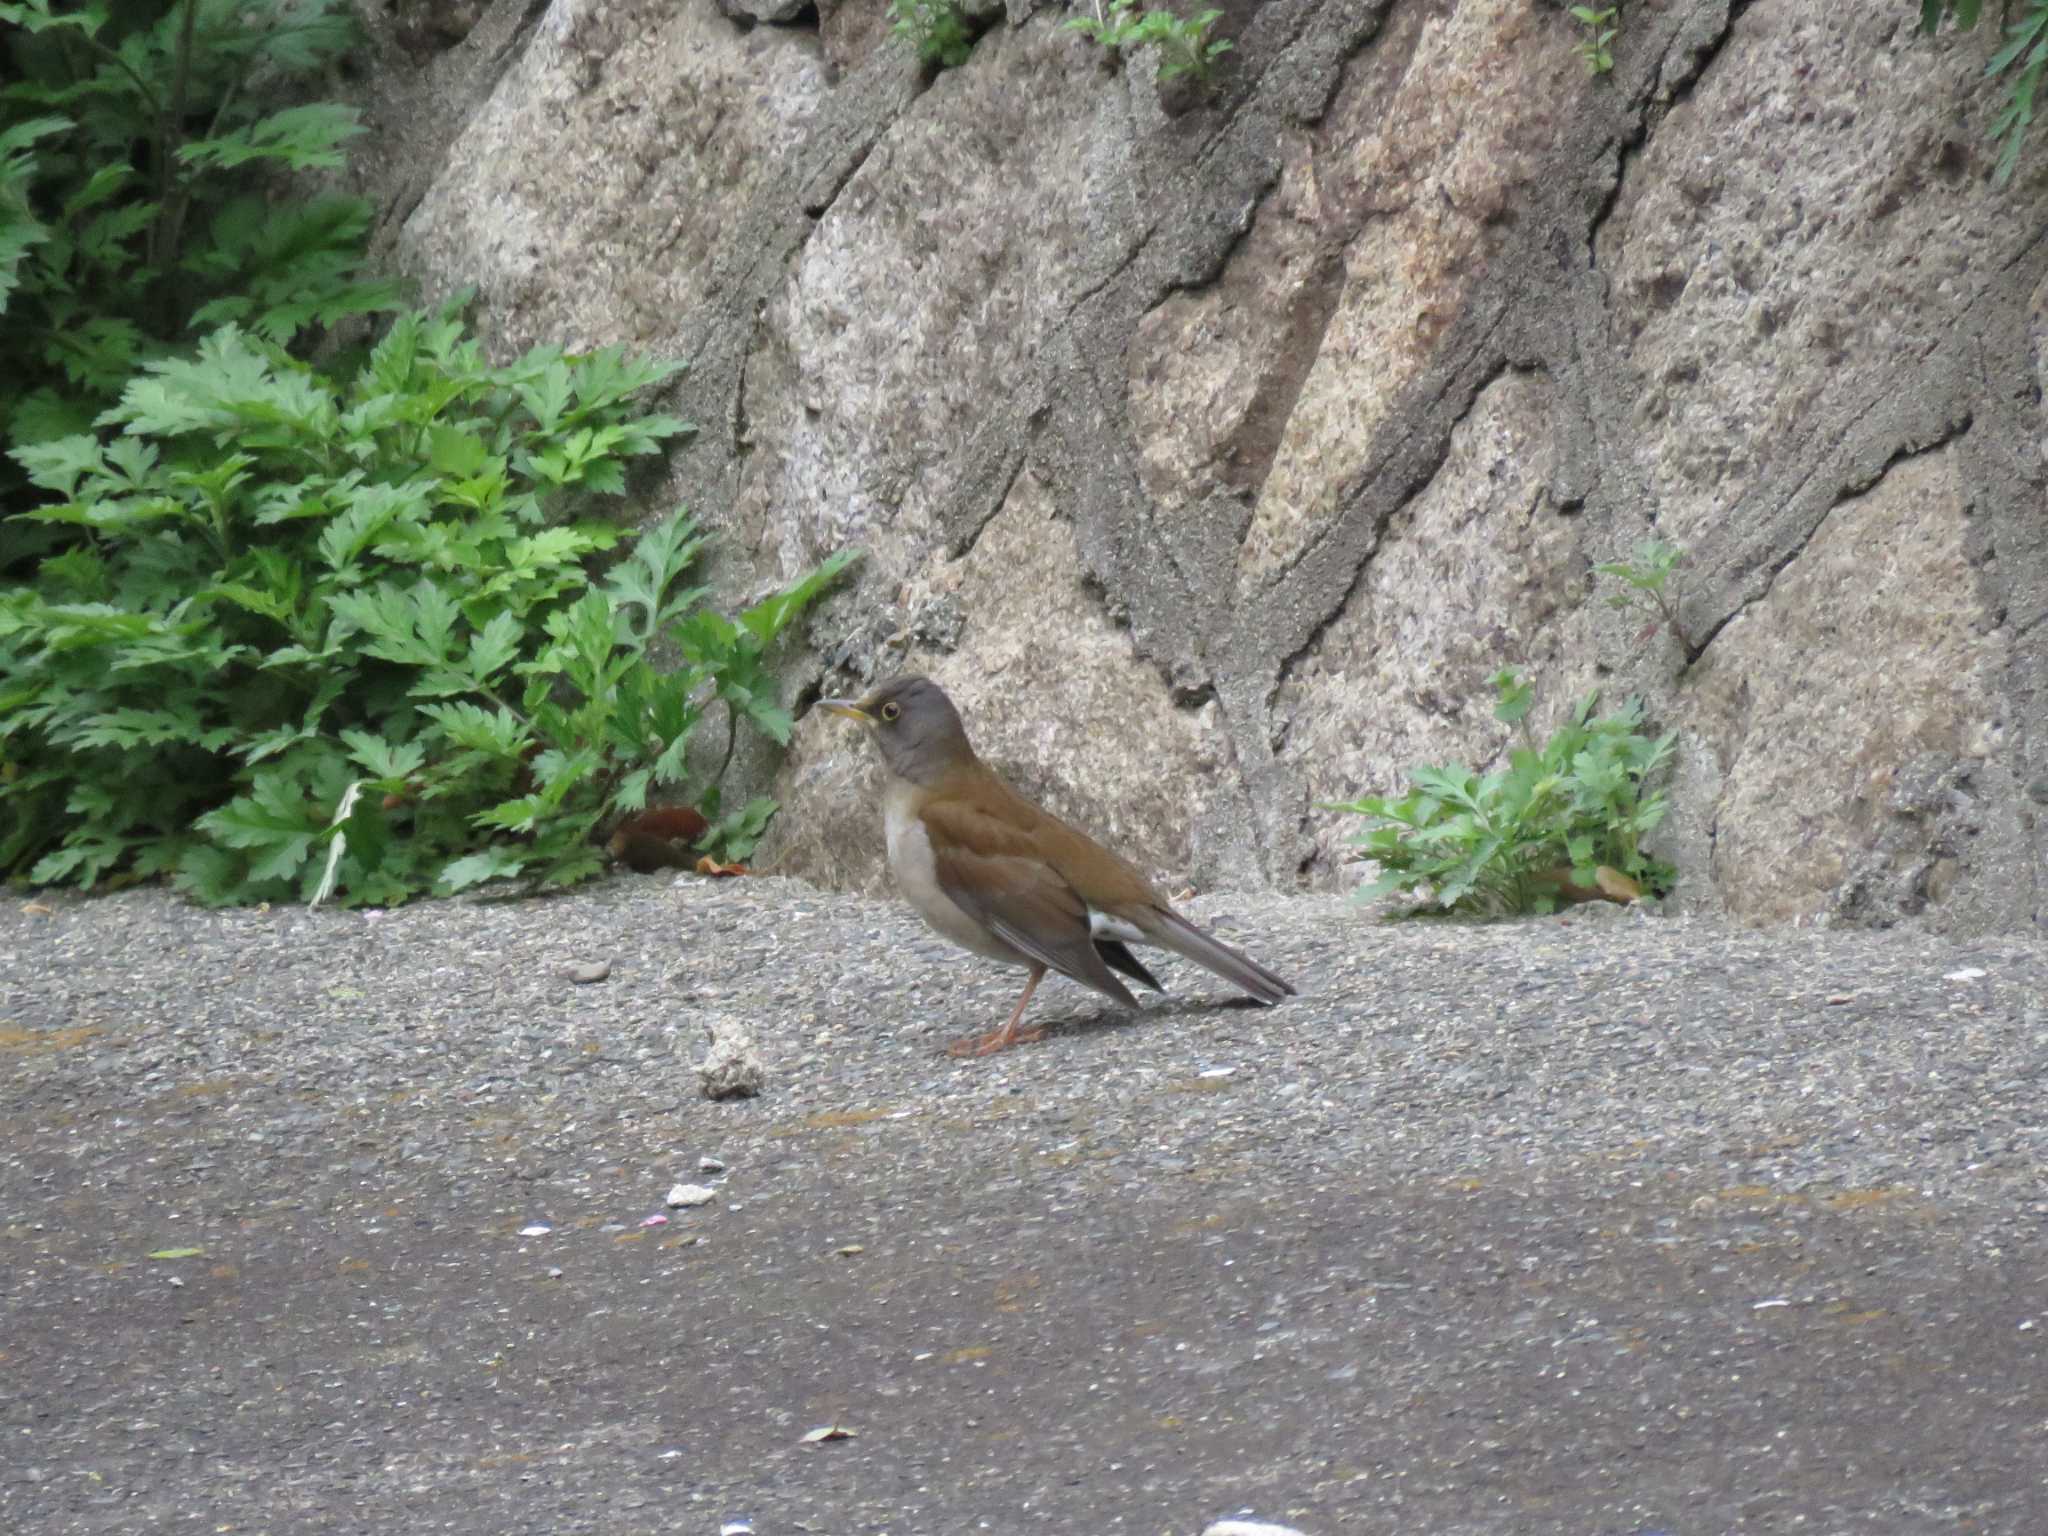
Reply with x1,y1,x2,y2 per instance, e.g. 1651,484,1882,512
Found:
882,781,1026,967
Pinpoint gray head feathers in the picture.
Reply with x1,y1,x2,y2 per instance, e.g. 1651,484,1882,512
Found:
834,675,975,787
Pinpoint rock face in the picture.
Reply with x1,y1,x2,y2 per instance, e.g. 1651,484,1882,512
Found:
349,0,2048,932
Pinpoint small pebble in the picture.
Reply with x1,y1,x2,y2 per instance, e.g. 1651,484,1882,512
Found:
700,1155,727,1173
698,1014,766,1101
667,1183,716,1209
563,960,611,984
1204,1521,1309,1536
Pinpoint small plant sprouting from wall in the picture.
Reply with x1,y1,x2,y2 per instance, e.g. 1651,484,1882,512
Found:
1596,538,1696,660
1569,5,1620,75
888,0,974,70
1064,1,1233,84
1922,0,2048,185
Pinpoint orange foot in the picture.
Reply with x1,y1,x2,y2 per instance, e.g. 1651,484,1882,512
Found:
945,1024,1048,1058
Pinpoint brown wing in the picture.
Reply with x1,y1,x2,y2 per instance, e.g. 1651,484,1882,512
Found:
920,792,1138,1009
941,766,1163,907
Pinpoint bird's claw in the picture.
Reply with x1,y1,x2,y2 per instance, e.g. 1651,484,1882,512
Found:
945,1025,1048,1058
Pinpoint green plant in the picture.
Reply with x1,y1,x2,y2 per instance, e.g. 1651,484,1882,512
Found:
1922,0,2048,185
1321,668,1676,917
1,307,856,905
1568,5,1619,75
1064,1,1233,84
0,0,401,496
888,0,973,70
692,787,780,867
1595,537,1694,657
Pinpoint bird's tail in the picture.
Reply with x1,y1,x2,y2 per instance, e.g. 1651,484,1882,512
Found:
1147,909,1296,1006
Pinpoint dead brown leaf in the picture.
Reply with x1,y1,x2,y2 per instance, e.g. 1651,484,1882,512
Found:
607,806,713,871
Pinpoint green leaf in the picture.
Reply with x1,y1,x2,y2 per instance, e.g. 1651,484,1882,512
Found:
697,794,778,863
0,113,75,153
428,424,487,477
178,104,366,173
515,361,574,432
437,848,527,894
195,773,321,884
339,730,425,781
1491,668,1532,726
473,793,549,833
319,481,431,568
740,693,795,746
11,433,108,498
419,701,530,758
736,547,861,649
66,705,203,750
30,833,135,891
464,610,524,683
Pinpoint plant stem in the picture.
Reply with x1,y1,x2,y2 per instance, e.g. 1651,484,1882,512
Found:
145,0,202,327
1656,593,1696,657
709,701,738,794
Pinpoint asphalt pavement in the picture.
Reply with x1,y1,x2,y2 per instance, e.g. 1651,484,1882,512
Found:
3,878,2044,1533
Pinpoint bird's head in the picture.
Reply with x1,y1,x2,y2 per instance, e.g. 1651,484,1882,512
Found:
820,674,973,786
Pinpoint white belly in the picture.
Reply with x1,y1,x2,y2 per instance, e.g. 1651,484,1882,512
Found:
883,783,1029,967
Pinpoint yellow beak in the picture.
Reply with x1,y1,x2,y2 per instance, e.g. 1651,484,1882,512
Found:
820,698,872,724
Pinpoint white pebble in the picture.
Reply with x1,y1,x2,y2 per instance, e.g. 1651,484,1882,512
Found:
667,1183,716,1208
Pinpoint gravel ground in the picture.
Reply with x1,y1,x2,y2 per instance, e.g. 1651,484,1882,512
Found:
3,877,2046,1534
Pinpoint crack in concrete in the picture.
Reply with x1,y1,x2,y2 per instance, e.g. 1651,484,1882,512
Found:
939,417,1035,559
1680,220,2048,658
493,0,553,71
661,52,921,473
1295,0,1395,126
1215,248,1350,504
1243,296,1516,652
978,3,1396,701
1268,346,1522,700
1585,1,1735,261
1653,0,1740,111
1691,410,1976,659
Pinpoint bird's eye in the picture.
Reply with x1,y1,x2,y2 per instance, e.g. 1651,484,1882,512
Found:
879,701,901,722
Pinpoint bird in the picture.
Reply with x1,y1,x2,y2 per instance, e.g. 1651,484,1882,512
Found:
821,674,1295,1056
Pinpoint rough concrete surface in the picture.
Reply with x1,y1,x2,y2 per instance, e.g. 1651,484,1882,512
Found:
340,0,2048,931
5,880,2047,1532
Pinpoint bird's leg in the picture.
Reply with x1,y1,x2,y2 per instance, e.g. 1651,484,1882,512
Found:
947,965,1047,1057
